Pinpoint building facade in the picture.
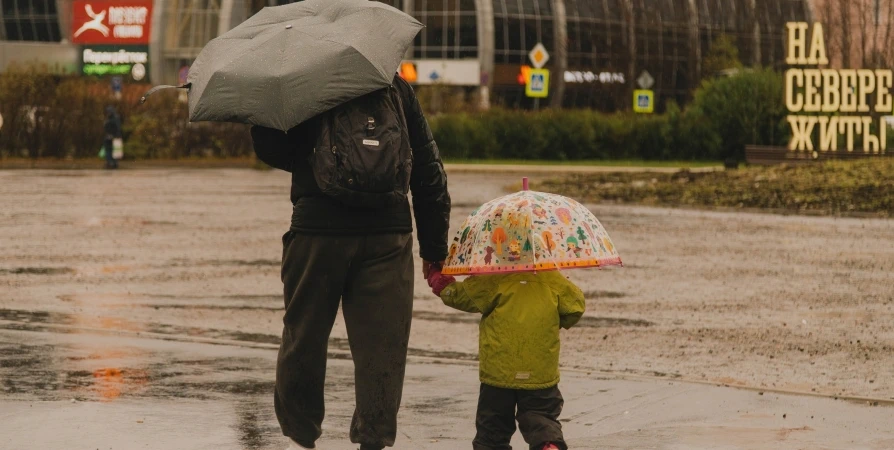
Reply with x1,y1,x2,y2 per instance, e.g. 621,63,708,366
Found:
1,0,815,111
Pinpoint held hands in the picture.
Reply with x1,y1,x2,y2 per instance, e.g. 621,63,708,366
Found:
426,263,455,297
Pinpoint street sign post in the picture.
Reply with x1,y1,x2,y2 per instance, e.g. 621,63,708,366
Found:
525,68,550,98
633,89,654,113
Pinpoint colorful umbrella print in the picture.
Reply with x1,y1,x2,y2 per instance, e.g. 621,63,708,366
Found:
442,178,622,275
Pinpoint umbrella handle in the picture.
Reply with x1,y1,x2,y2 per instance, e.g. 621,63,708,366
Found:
140,83,191,104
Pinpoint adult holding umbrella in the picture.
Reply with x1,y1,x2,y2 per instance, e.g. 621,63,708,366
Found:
156,0,452,448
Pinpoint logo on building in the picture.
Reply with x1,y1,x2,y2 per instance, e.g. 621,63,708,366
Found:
73,4,110,38
72,0,153,44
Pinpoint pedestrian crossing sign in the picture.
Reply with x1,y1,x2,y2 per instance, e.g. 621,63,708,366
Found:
633,89,654,113
525,68,550,98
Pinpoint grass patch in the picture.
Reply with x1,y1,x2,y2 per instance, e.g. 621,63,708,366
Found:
443,159,720,168
537,159,894,217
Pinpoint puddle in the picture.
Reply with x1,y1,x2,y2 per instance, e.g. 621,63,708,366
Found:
583,290,627,299
406,395,464,413
147,304,281,312
166,259,281,268
576,316,653,328
413,311,478,324
0,267,75,275
0,308,477,361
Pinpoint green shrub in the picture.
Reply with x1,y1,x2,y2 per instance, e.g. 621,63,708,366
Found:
0,70,253,160
1,67,796,163
689,68,788,161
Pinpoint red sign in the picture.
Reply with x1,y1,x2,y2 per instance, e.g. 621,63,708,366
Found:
71,0,153,45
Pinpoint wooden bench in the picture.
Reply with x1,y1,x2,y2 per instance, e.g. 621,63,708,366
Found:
744,145,891,165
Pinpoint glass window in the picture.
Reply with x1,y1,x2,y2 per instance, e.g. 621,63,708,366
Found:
459,14,477,47
521,0,537,15
523,19,538,49
1,0,61,41
540,20,554,51
424,14,446,47
420,0,446,12
4,20,19,39
507,17,523,51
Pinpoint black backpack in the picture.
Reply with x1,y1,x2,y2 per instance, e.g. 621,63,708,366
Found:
309,85,413,209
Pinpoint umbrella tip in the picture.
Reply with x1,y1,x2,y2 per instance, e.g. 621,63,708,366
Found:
522,177,529,191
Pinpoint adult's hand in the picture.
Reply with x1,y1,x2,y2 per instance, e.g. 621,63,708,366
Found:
422,260,443,279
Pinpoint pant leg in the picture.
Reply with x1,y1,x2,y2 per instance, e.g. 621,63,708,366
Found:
103,139,115,168
473,384,517,450
516,386,566,450
275,231,361,448
341,233,414,448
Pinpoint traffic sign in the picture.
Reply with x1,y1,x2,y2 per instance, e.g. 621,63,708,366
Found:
525,68,550,98
633,90,654,113
528,43,550,69
636,70,654,89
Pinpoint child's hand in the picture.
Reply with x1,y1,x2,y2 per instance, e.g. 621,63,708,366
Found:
427,270,455,297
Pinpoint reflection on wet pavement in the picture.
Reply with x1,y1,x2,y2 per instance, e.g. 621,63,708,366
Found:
0,324,294,450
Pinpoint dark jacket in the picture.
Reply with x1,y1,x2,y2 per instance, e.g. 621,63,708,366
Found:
251,76,451,262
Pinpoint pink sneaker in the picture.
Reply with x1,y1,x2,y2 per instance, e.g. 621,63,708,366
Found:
542,444,560,450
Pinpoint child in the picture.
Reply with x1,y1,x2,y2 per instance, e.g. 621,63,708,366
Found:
428,267,586,450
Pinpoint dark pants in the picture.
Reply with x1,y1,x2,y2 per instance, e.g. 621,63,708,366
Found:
473,384,566,450
275,231,414,449
103,139,118,169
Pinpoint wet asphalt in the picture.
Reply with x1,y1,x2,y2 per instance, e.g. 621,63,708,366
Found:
2,168,893,450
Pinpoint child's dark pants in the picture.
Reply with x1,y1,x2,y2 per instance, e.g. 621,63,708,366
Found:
473,383,567,450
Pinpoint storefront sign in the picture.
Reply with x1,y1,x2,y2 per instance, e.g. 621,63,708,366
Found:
81,45,149,81
564,71,625,84
785,22,889,153
72,0,153,44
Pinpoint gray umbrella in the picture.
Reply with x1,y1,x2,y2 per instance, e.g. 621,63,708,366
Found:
169,0,421,131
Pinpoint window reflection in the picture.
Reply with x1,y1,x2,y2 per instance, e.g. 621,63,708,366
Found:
1,0,61,41
413,0,477,59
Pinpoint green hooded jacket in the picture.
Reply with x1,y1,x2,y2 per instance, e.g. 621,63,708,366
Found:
439,271,586,390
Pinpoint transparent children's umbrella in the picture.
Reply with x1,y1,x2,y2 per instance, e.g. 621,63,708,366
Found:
442,178,622,275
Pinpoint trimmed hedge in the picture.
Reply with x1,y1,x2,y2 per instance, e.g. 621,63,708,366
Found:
430,107,722,161
2,67,798,162
0,68,252,160
430,68,789,162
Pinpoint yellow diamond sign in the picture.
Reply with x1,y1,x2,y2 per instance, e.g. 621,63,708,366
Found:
528,43,550,69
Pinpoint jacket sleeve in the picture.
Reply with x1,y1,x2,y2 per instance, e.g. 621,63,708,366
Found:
439,276,496,315
251,125,297,172
251,119,318,173
439,280,480,314
556,276,586,329
394,76,451,262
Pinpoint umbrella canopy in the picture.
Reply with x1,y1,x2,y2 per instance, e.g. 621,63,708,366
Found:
442,180,622,275
185,0,422,131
